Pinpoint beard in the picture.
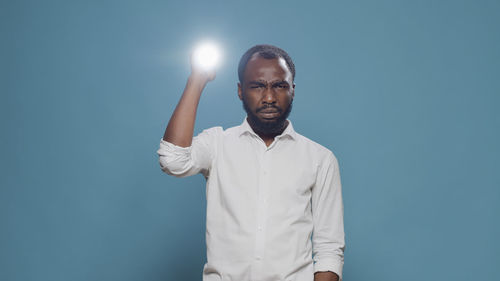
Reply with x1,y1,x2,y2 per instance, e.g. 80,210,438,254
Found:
242,97,293,135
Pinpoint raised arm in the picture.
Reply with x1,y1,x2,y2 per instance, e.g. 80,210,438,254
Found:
162,56,216,147
158,53,220,178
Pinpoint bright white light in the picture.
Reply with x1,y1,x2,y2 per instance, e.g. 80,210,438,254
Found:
192,41,221,71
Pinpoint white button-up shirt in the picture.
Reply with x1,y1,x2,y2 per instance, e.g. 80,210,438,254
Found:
157,117,345,281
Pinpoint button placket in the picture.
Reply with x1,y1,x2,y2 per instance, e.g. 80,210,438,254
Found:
251,148,265,281
255,148,271,265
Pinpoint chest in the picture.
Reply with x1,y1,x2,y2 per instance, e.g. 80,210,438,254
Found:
212,138,319,198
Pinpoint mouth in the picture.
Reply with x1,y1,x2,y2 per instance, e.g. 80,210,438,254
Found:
259,110,279,119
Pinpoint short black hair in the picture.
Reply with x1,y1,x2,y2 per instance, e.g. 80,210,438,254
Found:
238,44,295,84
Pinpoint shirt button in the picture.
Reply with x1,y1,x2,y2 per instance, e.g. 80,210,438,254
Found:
257,226,262,231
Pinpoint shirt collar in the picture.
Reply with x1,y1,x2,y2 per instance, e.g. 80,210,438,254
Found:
238,116,297,141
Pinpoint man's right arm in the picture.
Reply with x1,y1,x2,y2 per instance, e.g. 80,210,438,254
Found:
157,57,217,177
162,64,215,147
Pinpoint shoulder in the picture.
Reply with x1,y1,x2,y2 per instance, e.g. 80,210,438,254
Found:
197,126,223,135
222,123,242,136
192,126,224,146
195,123,241,140
294,132,339,166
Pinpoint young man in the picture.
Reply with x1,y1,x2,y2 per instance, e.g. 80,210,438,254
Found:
157,44,345,281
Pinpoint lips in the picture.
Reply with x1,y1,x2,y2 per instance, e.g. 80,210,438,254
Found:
259,109,280,119
259,107,280,113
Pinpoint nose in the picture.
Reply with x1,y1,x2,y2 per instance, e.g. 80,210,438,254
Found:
262,86,277,104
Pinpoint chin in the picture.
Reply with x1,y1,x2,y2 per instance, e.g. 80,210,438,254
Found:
242,98,293,135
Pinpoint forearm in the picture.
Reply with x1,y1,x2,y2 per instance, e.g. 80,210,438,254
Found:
312,152,345,280
314,271,339,281
162,74,209,147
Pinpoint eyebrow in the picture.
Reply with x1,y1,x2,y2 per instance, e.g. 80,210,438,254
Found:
246,81,267,87
248,81,266,85
247,80,289,86
272,80,290,86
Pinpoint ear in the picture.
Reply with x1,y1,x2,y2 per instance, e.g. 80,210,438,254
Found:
291,82,295,99
237,82,243,100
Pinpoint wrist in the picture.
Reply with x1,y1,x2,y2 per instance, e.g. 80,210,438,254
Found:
189,68,214,82
186,73,209,92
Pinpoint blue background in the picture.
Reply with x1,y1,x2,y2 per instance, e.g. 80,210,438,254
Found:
1,0,499,280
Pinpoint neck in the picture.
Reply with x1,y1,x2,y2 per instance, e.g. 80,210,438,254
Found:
247,118,289,143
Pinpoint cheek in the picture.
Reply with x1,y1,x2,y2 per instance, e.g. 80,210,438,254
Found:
280,93,293,104
244,92,261,104
242,94,260,110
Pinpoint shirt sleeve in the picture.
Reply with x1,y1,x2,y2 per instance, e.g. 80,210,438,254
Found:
156,126,222,178
311,151,345,280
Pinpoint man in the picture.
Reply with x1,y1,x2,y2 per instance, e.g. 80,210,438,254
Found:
157,44,345,281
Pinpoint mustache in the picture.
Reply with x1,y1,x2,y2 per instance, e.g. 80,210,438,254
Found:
257,105,281,112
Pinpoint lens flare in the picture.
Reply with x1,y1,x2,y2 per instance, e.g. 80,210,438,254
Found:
192,41,221,71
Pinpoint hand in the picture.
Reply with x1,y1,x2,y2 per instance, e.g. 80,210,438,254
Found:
189,52,216,83
314,271,339,281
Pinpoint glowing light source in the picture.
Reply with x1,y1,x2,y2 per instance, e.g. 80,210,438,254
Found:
192,41,221,71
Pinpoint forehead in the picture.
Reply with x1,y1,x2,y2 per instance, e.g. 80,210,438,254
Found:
243,53,292,82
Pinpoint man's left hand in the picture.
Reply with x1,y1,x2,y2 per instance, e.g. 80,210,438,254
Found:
314,271,339,281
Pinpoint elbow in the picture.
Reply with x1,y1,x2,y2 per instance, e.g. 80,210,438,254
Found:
158,156,184,176
158,157,175,175
156,139,197,178
158,155,194,177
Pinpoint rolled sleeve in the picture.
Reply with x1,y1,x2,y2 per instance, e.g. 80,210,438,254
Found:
157,126,222,178
311,151,345,280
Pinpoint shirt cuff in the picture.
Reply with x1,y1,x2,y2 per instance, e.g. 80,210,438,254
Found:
314,258,343,281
